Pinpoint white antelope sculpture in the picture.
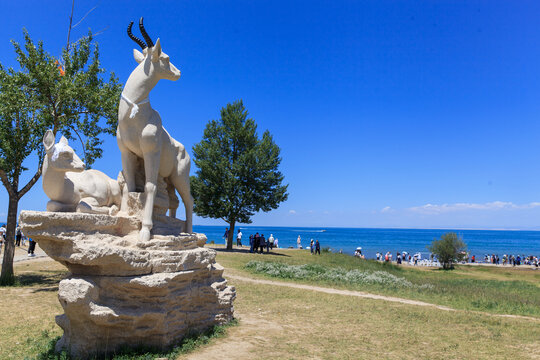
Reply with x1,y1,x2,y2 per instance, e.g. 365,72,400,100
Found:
42,130,122,215
117,18,193,241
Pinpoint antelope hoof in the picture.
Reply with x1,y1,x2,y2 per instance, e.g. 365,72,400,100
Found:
109,205,119,216
139,227,151,242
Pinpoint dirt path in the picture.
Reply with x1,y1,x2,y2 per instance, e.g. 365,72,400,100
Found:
179,314,283,360
225,274,540,322
180,272,539,359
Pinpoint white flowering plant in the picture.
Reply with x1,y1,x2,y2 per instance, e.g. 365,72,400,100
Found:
245,261,433,290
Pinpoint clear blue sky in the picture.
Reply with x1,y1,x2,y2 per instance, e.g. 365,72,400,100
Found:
2,0,540,229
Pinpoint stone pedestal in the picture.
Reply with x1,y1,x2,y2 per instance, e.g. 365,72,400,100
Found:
20,210,235,359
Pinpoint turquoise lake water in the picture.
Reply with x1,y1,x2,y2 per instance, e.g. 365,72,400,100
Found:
194,225,540,259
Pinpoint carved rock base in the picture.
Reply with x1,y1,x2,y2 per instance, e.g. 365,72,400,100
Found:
19,210,236,359
55,268,235,358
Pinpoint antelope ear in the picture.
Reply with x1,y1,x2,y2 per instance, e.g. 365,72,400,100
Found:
59,136,69,146
133,49,145,63
43,130,55,153
151,38,161,62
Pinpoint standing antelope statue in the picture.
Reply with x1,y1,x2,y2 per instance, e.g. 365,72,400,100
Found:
117,18,193,241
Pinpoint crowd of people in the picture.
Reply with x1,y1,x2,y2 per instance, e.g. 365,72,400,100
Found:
219,230,326,255
373,251,426,265
296,235,321,255
472,253,539,267
366,249,540,268
222,228,279,253
0,223,37,257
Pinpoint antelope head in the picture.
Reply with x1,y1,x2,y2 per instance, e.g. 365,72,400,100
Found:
127,18,181,81
43,130,85,173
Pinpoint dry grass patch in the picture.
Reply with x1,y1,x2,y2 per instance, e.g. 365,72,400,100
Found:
0,260,66,359
219,278,540,359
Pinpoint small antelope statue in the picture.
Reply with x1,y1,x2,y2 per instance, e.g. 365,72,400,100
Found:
42,130,122,215
117,18,193,241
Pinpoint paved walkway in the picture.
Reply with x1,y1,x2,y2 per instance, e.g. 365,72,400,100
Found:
0,243,48,264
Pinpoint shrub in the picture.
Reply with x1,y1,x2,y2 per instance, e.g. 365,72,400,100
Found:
428,232,467,270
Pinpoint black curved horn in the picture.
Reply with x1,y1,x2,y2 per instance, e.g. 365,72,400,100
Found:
139,17,154,48
127,21,146,49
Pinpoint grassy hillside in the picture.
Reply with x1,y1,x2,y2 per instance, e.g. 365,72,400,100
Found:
215,247,540,317
1,249,539,359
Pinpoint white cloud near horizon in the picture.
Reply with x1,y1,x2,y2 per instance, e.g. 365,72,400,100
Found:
381,206,393,213
289,209,297,215
408,201,540,215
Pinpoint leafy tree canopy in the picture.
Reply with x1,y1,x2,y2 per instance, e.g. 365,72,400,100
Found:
0,29,121,285
191,100,288,249
428,232,467,270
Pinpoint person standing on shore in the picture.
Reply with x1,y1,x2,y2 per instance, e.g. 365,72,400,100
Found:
274,237,279,248
259,234,266,254
266,234,272,253
310,239,314,255
254,233,260,253
249,234,254,253
236,229,243,247
268,234,275,250
315,239,320,255
297,235,302,249
223,228,229,245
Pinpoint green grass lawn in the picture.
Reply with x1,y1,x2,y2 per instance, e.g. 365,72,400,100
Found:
213,247,540,317
3,252,539,359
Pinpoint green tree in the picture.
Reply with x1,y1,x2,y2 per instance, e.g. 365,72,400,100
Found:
191,100,288,250
0,30,121,285
428,232,467,270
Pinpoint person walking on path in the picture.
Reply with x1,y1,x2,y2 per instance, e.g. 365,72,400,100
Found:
27,238,36,257
15,225,22,246
236,229,243,247
0,224,5,253
310,239,314,255
315,239,321,255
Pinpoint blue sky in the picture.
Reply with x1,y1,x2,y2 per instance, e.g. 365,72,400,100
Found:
2,1,540,229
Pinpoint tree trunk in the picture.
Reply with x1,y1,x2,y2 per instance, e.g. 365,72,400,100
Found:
0,195,19,285
227,221,236,250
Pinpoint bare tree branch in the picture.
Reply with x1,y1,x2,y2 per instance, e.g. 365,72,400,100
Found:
71,5,98,29
66,0,75,52
93,26,109,37
66,123,87,159
0,170,16,198
71,26,109,48
18,167,42,198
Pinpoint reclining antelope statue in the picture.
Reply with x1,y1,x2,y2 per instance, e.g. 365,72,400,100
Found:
117,18,193,241
42,130,122,215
